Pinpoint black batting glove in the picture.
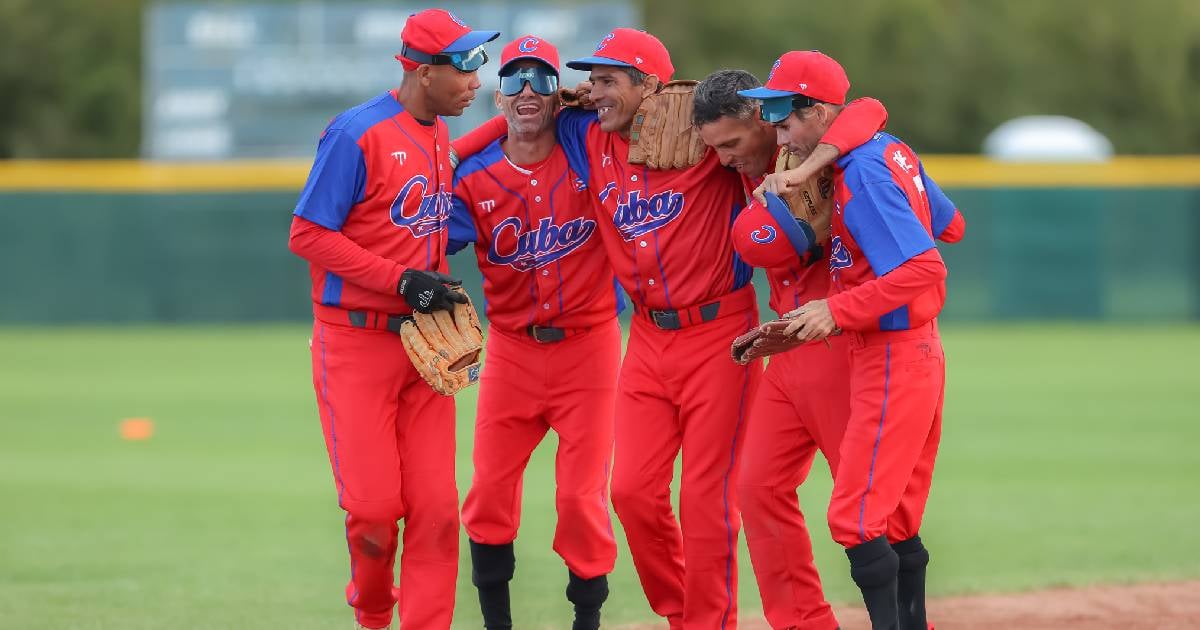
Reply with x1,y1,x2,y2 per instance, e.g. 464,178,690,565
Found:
397,269,468,313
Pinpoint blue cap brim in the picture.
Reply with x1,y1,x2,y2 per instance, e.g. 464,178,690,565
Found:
737,86,800,99
761,192,816,256
565,55,633,71
443,30,501,53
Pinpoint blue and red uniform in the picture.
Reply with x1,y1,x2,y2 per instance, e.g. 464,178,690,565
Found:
739,49,964,630
824,131,962,549
731,139,875,630
287,10,500,629
553,30,762,629
449,132,624,580
290,89,460,630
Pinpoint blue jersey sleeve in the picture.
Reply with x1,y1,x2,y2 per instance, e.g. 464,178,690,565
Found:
556,108,598,183
844,179,936,276
919,163,957,239
293,129,367,230
447,192,477,255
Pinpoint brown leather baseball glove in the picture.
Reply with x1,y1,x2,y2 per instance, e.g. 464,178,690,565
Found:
399,289,484,396
628,80,707,170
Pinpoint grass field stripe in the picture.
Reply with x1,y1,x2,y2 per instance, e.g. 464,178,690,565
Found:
2,157,1200,191
858,343,891,544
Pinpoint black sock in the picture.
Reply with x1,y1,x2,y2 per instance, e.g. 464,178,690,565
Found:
846,536,900,630
566,571,608,630
470,541,515,630
893,536,929,630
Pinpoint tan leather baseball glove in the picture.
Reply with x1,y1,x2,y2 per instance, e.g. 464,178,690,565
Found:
774,149,834,247
399,289,484,396
628,80,707,170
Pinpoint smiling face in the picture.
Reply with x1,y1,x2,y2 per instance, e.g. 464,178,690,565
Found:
495,60,558,136
587,65,658,134
696,113,777,178
423,63,483,117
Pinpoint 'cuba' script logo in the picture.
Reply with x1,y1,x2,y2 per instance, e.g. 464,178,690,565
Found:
487,216,597,271
610,189,685,241
390,175,452,238
829,235,853,271
750,224,776,244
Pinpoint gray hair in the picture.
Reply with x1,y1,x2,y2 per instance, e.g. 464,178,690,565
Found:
693,69,762,126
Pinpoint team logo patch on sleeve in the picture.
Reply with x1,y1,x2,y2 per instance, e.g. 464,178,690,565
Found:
610,189,685,241
390,175,453,237
487,216,597,271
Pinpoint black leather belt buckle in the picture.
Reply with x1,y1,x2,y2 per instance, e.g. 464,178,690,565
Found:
651,310,681,330
528,325,566,343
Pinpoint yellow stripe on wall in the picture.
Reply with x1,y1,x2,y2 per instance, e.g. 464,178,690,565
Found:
0,157,1197,191
0,160,310,192
923,156,1200,187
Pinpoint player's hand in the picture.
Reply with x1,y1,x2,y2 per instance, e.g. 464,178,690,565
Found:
559,81,595,110
752,142,839,204
782,299,839,343
754,166,811,205
398,269,468,313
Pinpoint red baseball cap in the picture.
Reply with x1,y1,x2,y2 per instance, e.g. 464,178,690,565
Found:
732,192,818,269
565,28,674,81
499,35,560,74
395,8,499,68
738,50,850,105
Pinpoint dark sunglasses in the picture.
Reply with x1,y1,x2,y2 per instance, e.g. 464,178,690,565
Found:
400,44,489,73
499,65,560,96
759,94,819,124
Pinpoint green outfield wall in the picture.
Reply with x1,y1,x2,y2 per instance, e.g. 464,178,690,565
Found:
0,159,1197,323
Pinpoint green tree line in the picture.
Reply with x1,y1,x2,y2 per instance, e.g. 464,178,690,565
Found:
2,0,1197,158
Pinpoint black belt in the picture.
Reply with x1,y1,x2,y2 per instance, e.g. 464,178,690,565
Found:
348,310,409,334
525,325,568,343
635,301,723,330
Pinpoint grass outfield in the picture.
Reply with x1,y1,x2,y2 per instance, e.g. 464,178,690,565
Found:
1,323,1198,629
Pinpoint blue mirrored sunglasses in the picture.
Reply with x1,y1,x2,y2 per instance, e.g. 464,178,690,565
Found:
759,94,819,123
401,44,489,73
499,65,559,96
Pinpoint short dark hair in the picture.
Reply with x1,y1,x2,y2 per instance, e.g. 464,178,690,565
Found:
693,69,761,127
621,66,648,86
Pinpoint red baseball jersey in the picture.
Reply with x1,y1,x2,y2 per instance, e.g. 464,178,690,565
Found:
557,109,752,310
448,139,623,331
828,132,960,331
293,89,454,313
739,151,832,318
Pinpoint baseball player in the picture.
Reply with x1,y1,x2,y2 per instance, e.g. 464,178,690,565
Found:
446,35,622,630
740,50,964,630
286,9,498,629
694,69,886,630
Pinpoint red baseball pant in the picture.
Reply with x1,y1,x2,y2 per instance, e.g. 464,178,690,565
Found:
828,320,945,548
310,317,460,630
611,300,762,630
739,337,851,630
461,319,621,578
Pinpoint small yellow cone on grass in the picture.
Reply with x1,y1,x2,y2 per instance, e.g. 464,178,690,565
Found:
120,418,155,441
